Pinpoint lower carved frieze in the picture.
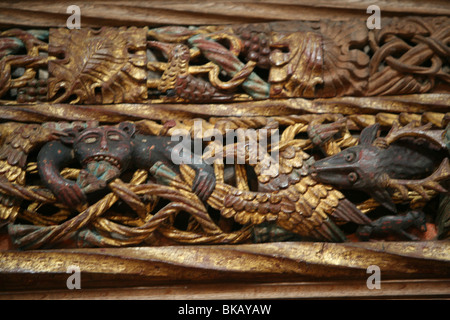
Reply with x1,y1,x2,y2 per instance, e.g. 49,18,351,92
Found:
0,111,448,250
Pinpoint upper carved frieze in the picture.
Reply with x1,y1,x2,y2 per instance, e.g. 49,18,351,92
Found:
0,16,448,104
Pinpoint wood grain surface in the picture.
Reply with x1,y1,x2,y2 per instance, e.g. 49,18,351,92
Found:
1,241,449,292
0,1,449,28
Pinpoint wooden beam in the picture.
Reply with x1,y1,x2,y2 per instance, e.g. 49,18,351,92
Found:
1,279,450,299
0,1,448,28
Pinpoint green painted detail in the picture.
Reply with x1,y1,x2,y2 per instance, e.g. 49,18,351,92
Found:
28,29,49,41
149,161,178,186
188,35,270,100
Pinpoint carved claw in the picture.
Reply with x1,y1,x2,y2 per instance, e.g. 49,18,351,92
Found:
356,210,427,241
307,118,347,147
383,121,446,149
192,167,216,201
373,137,389,149
385,158,450,201
76,169,106,194
56,181,87,209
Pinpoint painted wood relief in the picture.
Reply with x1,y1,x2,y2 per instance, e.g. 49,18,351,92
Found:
0,11,449,291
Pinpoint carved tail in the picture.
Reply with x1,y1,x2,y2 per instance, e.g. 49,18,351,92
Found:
386,157,450,201
375,121,450,201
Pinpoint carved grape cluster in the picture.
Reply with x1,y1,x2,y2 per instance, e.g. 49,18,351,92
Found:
16,79,47,103
239,30,271,69
173,74,231,102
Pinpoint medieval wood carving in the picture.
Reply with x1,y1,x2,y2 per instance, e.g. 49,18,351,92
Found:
48,27,147,104
0,14,449,282
1,17,448,104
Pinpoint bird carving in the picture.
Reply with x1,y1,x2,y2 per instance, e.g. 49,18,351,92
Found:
148,41,234,102
181,125,371,242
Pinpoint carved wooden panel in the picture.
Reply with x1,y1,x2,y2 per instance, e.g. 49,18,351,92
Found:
0,2,449,299
1,16,448,105
48,27,147,104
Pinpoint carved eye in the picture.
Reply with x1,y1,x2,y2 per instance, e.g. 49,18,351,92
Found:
83,136,98,144
345,152,355,162
108,133,121,141
348,172,358,183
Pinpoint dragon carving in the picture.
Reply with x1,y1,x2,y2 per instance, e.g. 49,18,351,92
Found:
0,117,448,248
310,121,450,240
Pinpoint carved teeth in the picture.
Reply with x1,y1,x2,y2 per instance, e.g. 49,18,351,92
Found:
85,155,121,170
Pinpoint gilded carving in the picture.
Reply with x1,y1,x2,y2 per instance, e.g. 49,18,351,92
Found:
0,16,447,104
368,17,450,96
0,114,447,249
0,16,449,254
48,27,147,104
268,31,324,98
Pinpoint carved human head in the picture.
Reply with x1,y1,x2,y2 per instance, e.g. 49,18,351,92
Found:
61,122,136,185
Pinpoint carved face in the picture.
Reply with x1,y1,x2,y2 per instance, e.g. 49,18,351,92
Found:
64,122,136,192
309,145,379,190
308,124,381,190
74,126,133,170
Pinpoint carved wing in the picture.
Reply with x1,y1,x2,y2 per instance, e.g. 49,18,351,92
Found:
213,178,348,242
0,124,45,169
0,123,57,225
202,136,368,242
253,144,309,192
0,124,29,225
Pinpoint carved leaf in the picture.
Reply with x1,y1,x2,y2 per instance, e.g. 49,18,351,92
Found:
319,20,370,97
48,27,147,104
269,31,325,98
